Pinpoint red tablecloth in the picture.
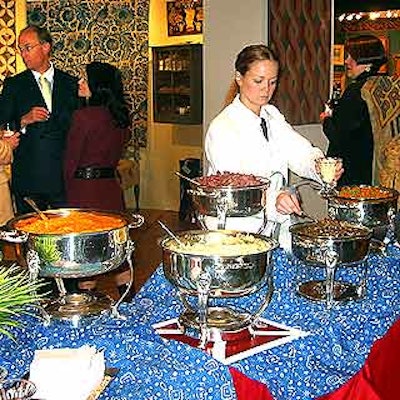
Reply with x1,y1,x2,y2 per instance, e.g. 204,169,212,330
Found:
229,367,274,400
230,318,400,400
318,318,400,400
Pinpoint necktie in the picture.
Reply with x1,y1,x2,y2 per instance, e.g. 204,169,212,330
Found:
39,74,52,112
260,117,269,141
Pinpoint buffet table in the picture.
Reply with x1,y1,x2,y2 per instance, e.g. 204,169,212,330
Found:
0,247,399,399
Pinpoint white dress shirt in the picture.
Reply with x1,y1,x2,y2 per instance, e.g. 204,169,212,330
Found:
204,95,324,249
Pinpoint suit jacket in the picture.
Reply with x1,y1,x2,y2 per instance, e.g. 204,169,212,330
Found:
0,68,79,196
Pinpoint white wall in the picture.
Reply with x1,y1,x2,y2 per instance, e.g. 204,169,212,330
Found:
204,0,267,129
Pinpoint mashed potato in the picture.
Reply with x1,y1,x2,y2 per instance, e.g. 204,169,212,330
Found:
164,232,273,256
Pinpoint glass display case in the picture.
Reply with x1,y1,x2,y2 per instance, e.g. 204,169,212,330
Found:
152,44,203,124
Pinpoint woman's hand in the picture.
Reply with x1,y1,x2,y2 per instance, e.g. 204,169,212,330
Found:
78,78,91,99
3,132,20,150
334,159,344,182
320,104,332,122
276,190,302,216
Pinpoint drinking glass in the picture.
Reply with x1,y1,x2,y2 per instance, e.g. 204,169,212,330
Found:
0,122,17,138
0,379,37,400
315,157,342,197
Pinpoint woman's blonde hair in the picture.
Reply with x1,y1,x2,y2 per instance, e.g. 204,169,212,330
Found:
223,44,279,108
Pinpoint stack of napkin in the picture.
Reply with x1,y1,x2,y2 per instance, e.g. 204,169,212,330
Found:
29,345,105,400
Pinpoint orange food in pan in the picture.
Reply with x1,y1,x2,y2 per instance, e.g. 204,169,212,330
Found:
338,186,393,200
15,211,125,234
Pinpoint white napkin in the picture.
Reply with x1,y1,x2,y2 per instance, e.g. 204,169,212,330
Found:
29,345,105,400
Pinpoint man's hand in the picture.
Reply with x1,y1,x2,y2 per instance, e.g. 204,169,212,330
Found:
20,106,50,127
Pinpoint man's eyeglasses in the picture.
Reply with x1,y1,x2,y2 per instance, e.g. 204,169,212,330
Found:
18,43,41,54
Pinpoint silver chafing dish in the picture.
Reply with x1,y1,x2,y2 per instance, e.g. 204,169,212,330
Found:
290,219,372,307
161,230,278,346
189,180,270,218
2,208,144,277
0,208,144,323
328,185,398,242
187,172,273,231
162,230,277,296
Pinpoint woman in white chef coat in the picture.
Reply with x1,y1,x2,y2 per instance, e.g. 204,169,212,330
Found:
204,44,343,249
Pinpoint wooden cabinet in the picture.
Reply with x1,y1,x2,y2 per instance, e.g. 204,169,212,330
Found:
152,44,203,124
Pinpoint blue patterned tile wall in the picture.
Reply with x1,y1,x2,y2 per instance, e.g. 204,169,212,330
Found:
27,0,149,155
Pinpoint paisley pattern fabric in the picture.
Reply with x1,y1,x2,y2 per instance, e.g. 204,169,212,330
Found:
362,75,400,195
27,0,149,154
0,247,399,399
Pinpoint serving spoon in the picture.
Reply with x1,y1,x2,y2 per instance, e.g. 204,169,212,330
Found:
174,171,201,186
158,220,185,246
23,197,49,220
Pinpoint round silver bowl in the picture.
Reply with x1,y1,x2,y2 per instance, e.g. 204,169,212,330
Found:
328,185,398,228
0,208,144,278
161,230,278,336
161,230,278,297
290,220,372,266
290,220,373,305
189,178,270,218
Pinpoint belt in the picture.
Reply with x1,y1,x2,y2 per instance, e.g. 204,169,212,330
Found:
74,167,115,179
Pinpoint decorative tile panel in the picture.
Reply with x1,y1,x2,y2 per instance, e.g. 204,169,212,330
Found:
0,0,17,84
27,0,149,154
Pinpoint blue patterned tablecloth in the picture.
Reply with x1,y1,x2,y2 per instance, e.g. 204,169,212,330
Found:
0,247,399,400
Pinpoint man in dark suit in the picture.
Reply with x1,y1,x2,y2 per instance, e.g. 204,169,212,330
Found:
0,25,79,214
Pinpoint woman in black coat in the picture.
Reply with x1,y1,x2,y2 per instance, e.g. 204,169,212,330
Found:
321,35,387,186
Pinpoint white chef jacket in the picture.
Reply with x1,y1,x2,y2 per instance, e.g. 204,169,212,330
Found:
204,95,324,250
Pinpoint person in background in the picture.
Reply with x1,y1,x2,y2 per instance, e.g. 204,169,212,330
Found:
204,44,343,249
320,34,387,186
64,61,132,297
0,25,79,214
0,130,20,226
0,130,19,261
64,61,128,209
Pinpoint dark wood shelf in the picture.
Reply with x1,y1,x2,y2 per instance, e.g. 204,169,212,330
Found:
152,44,202,125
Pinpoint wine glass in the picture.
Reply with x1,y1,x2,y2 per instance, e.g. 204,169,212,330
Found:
315,157,342,197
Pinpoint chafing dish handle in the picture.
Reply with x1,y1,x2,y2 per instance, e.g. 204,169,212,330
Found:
0,229,28,243
187,188,219,199
324,248,339,309
125,212,145,229
197,271,212,349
